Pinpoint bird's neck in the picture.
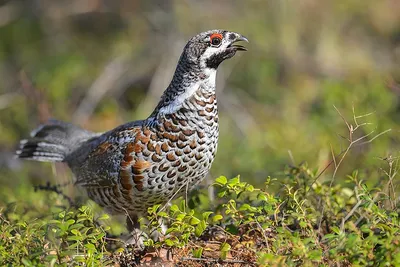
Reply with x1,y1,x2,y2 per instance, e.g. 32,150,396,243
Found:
149,61,217,118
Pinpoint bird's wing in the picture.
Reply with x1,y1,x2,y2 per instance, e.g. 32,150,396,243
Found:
74,122,153,192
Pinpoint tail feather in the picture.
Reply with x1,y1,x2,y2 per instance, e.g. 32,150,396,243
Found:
17,119,96,162
17,139,67,162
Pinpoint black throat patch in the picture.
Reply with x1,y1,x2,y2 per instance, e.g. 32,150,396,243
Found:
205,50,236,69
205,52,225,69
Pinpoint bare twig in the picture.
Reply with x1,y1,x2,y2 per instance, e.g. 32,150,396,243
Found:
341,199,362,230
288,150,296,165
34,182,75,207
180,257,255,265
310,107,391,189
314,105,391,232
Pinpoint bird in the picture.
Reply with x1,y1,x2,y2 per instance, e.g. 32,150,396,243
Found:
17,29,248,246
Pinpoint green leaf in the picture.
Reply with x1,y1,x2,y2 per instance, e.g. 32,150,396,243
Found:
220,242,231,260
176,213,185,221
70,229,81,236
85,243,96,251
97,214,110,220
246,184,255,192
202,211,213,221
164,238,176,246
308,249,322,261
73,255,85,262
220,242,231,252
228,177,240,186
166,227,177,235
217,191,227,198
190,217,201,225
66,235,82,241
69,223,85,231
170,205,179,212
215,176,227,185
299,221,307,228
226,225,239,235
239,204,251,211
195,220,207,237
58,211,66,219
192,247,203,258
179,200,186,211
323,234,337,241
257,193,268,202
213,214,223,222
67,242,79,249
114,247,125,254
21,258,31,266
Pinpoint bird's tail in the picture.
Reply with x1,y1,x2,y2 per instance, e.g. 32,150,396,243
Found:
17,119,96,162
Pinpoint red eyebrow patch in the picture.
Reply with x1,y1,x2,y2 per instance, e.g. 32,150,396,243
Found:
210,33,223,40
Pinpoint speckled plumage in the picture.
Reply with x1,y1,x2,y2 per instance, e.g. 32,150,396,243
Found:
70,86,219,216
17,29,248,239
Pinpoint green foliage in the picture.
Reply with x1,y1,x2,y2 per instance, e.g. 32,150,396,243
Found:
145,201,211,249
0,204,112,266
140,168,398,266
0,164,399,266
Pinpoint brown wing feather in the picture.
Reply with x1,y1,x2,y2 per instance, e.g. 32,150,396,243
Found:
119,129,153,192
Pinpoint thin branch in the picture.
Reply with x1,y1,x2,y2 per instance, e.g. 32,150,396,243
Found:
330,144,337,170
180,257,255,265
333,105,351,132
287,150,295,166
34,182,75,207
341,199,363,230
354,129,392,147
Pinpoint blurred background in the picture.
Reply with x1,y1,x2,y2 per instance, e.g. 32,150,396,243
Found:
0,0,400,205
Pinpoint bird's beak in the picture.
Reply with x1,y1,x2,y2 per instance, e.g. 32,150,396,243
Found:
230,35,249,51
236,36,249,43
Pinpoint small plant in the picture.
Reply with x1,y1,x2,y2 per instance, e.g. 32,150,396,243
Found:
145,200,211,249
1,167,399,266
0,202,112,266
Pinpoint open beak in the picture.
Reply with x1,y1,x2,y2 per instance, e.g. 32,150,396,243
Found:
229,35,249,51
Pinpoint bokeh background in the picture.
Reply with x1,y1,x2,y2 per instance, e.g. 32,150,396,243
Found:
1,0,400,205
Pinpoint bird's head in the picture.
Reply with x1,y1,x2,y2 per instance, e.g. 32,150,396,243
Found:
149,30,248,117
182,29,248,70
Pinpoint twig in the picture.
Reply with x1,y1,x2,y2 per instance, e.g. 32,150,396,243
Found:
341,199,363,230
310,128,391,189
180,257,255,265
34,182,75,206
354,129,392,147
288,150,296,166
314,105,391,233
255,220,270,251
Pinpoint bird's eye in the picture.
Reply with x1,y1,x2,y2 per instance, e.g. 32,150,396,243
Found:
210,33,223,47
211,37,221,46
